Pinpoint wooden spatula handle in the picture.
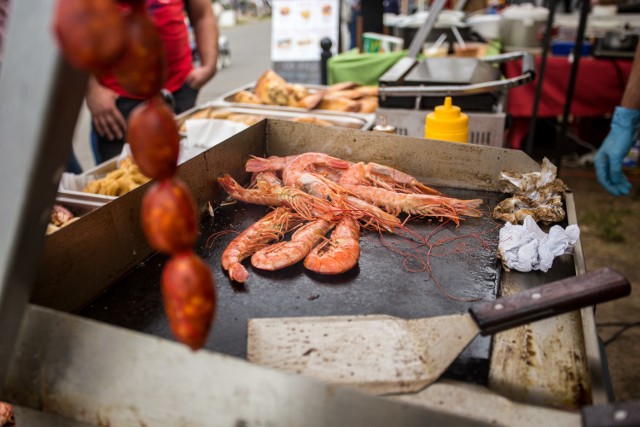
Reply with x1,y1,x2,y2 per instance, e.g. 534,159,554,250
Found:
470,268,630,335
581,400,640,427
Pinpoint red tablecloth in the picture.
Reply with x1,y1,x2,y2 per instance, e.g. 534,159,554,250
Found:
503,56,633,148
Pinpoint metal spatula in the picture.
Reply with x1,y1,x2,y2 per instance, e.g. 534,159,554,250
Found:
248,268,630,395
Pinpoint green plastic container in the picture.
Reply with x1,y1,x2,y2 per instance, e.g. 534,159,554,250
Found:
327,50,406,86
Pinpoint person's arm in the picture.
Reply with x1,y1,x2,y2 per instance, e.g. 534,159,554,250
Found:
86,75,127,141
594,43,640,196
621,44,640,109
186,0,218,90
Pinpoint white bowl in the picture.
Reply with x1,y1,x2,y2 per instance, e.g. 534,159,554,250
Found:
467,14,502,40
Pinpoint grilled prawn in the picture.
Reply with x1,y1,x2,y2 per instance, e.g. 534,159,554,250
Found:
283,154,401,232
218,174,334,220
296,172,401,232
340,162,441,195
246,155,347,183
304,217,361,275
221,207,300,283
282,152,350,187
251,220,336,271
341,184,482,225
253,170,283,186
245,155,298,173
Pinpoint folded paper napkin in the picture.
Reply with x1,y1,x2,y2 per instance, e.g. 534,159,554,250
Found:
180,119,248,163
498,215,580,272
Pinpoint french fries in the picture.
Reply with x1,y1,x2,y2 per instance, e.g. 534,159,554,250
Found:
83,157,150,197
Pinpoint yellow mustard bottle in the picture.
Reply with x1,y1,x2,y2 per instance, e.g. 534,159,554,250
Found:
424,97,468,143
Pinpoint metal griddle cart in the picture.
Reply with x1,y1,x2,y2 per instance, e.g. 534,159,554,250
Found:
377,51,535,147
373,0,535,147
0,1,611,425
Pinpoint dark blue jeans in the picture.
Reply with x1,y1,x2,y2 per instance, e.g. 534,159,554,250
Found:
66,150,83,174
349,10,360,50
91,82,198,164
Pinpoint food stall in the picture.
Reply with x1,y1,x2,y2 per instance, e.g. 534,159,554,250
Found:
0,1,634,426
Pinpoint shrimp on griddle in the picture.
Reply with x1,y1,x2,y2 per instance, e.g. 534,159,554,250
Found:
284,154,401,232
282,152,350,188
253,170,283,187
247,154,441,196
304,217,361,275
338,162,369,186
251,220,336,271
296,172,401,232
245,155,298,173
221,207,301,283
218,174,334,220
313,163,346,182
246,155,348,182
341,184,482,226
364,162,441,195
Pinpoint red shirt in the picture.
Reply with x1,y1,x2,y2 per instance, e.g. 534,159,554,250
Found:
100,0,193,98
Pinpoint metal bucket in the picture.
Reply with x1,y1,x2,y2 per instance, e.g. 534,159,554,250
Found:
501,17,547,49
500,5,549,50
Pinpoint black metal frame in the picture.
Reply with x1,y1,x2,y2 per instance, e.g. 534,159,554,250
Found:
525,0,591,173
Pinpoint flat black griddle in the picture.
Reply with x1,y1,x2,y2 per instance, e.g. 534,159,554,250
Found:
80,185,505,385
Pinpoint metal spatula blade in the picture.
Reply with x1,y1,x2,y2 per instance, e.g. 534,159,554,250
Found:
248,314,480,395
248,268,630,395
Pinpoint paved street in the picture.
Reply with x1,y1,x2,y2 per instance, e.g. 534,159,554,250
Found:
73,18,272,170
198,18,272,103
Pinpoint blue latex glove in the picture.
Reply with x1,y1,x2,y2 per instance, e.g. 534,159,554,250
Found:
594,106,640,195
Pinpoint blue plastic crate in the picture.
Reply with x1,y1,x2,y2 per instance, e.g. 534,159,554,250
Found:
551,40,592,56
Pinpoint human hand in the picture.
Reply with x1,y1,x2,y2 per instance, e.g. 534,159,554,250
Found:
594,106,640,196
186,65,217,90
86,82,126,141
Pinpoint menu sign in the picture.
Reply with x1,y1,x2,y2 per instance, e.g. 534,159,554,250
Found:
271,0,339,83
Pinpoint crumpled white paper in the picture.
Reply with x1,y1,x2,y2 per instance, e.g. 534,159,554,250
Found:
180,118,248,163
498,215,580,272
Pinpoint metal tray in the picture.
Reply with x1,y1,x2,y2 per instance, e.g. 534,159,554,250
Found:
52,195,103,217
31,120,601,410
46,197,101,236
176,102,375,132
56,159,119,206
217,81,377,123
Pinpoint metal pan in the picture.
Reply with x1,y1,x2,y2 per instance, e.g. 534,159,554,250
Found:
378,52,536,99
220,81,325,111
56,159,119,207
53,195,104,216
176,103,375,133
217,82,377,121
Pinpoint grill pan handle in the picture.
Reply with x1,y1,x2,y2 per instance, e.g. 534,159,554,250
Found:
469,268,630,336
482,51,535,77
378,51,536,98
